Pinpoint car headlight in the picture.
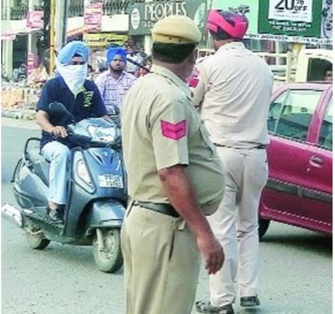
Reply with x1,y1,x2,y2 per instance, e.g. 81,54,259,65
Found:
76,159,92,186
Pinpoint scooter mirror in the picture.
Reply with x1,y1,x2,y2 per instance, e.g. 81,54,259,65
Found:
48,102,75,123
48,101,68,114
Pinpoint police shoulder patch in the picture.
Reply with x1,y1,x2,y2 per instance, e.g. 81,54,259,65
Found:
160,120,187,140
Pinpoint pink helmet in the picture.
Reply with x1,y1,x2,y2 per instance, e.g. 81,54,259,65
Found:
206,10,249,40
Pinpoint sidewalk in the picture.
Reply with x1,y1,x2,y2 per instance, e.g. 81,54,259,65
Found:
1,117,39,129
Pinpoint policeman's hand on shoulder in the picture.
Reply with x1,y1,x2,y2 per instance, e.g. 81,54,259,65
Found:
196,233,224,275
50,126,68,138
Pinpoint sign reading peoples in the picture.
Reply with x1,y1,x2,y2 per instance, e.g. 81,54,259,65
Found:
128,0,207,35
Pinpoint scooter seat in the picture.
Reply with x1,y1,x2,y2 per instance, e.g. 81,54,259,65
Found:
26,148,50,186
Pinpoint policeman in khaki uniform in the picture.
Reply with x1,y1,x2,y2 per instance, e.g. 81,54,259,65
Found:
121,15,226,314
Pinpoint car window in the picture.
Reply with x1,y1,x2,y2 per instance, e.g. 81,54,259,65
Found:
318,95,333,151
268,89,323,141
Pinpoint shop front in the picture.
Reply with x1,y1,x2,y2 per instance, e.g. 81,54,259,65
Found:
83,32,129,73
127,0,207,53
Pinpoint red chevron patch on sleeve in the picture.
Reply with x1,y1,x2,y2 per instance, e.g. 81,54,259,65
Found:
160,120,187,140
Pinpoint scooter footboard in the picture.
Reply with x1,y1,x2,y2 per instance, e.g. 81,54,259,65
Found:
86,200,125,230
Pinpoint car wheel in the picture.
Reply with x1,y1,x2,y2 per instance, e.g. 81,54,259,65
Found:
92,228,123,273
258,218,270,239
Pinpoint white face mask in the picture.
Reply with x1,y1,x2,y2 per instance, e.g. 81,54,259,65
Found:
56,61,88,96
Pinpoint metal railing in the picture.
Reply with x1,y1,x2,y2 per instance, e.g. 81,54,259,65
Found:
68,3,84,17
10,5,28,20
3,1,148,21
6,5,43,21
68,0,146,17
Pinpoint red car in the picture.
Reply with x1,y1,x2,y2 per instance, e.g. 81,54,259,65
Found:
259,82,333,238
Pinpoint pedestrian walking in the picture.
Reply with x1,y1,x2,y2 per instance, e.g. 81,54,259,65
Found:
121,15,226,314
192,10,274,314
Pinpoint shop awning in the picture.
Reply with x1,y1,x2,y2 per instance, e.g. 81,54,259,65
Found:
1,32,17,41
67,25,95,37
1,28,42,40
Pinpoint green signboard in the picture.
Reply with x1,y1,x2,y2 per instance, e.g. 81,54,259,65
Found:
212,0,332,44
128,0,207,36
258,0,322,37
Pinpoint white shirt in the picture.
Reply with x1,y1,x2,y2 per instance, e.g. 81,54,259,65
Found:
192,42,274,148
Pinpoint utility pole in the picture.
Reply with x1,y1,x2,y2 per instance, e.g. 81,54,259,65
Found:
55,0,69,54
49,0,56,74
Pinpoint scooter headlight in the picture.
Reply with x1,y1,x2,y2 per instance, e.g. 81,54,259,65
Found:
87,125,116,144
76,159,92,186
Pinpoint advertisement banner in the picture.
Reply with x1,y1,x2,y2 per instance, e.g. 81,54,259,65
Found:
84,3,103,31
26,10,44,29
128,0,207,35
27,53,35,78
83,33,128,47
268,0,313,22
320,0,333,39
212,0,259,35
258,0,323,37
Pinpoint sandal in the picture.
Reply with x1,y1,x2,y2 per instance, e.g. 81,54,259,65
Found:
195,301,234,314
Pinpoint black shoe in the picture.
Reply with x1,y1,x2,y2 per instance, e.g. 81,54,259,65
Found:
46,207,64,224
240,296,260,307
195,301,234,314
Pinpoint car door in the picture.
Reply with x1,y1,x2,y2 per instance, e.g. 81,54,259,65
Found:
302,91,333,233
260,85,330,232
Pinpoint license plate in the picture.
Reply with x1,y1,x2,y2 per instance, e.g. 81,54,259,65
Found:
98,174,123,188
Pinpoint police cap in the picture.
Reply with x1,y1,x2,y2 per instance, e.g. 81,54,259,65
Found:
152,15,202,44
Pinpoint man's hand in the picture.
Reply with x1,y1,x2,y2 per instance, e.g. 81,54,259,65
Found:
50,126,68,138
197,233,224,275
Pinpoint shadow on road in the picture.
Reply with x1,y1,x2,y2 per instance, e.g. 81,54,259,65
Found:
261,230,332,257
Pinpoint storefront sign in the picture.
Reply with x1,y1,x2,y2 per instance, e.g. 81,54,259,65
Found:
83,33,128,47
321,0,333,39
268,0,313,23
27,53,35,78
258,0,324,38
84,3,103,31
128,0,207,35
26,10,44,29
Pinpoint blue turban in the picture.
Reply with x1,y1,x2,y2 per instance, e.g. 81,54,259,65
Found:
107,47,127,65
57,41,90,65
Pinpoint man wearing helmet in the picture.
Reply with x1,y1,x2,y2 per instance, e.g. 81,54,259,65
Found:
192,10,274,314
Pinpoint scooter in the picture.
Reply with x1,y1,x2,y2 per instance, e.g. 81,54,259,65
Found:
3,102,127,273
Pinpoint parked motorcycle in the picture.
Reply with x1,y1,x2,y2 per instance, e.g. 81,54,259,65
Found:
4,102,127,273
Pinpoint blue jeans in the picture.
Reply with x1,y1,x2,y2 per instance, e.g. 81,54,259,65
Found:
41,141,71,205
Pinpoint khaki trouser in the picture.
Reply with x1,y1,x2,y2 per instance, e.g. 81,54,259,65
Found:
121,204,201,314
208,146,268,307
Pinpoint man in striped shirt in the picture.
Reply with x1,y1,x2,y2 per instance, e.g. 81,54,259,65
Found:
95,47,137,113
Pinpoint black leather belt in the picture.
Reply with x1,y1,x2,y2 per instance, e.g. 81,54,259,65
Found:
133,201,180,218
214,144,267,149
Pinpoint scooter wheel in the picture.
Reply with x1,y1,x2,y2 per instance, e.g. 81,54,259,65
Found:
92,228,123,273
25,228,50,250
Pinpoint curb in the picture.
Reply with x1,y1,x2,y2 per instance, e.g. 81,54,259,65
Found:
1,109,36,121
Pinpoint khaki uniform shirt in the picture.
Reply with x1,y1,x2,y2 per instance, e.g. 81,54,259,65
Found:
121,65,224,214
192,42,274,148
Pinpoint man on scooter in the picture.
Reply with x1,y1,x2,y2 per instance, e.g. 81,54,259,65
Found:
36,41,108,224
